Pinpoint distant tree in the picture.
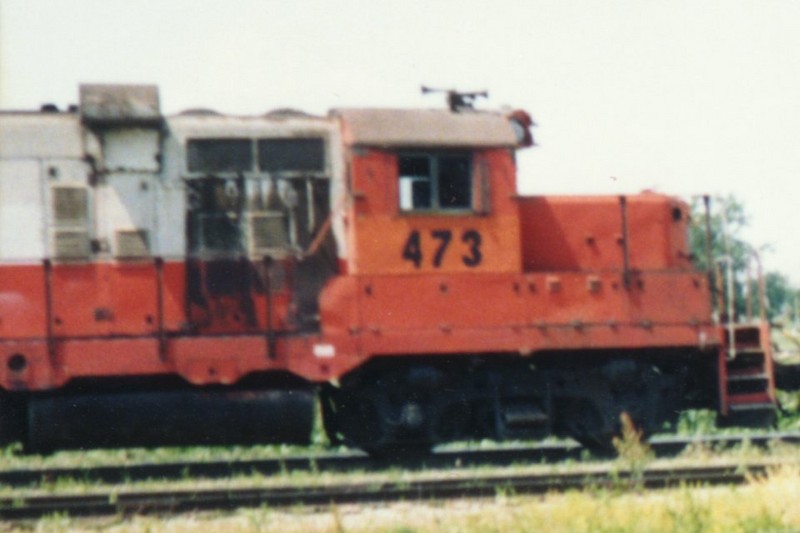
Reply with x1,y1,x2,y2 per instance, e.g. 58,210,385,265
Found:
688,195,796,322
762,271,798,323
689,195,751,319
689,194,749,273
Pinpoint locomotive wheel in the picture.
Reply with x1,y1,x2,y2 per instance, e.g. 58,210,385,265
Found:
324,388,435,457
557,398,617,455
321,367,452,457
555,359,684,455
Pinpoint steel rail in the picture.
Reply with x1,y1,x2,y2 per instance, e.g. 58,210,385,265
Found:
1,432,798,490
0,462,776,521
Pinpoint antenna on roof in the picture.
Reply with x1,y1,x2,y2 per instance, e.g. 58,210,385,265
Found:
421,86,488,112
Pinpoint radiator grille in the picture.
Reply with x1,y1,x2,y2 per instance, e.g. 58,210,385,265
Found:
247,212,287,254
115,230,150,258
53,230,90,259
52,187,88,225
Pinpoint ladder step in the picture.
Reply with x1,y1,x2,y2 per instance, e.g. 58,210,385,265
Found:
721,322,775,421
728,382,769,396
725,357,765,373
732,325,763,346
726,373,769,382
727,392,773,406
725,348,765,363
728,402,776,413
728,347,765,355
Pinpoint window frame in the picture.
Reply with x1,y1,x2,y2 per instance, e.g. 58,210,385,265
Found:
184,136,329,178
182,135,332,257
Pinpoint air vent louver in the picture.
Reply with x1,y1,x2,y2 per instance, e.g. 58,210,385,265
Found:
53,230,90,259
246,212,288,255
115,230,150,259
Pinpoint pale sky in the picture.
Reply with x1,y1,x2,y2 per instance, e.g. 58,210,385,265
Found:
2,0,799,281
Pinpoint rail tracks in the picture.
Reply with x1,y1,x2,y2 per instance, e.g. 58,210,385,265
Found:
1,432,798,521
1,431,797,489
0,462,782,521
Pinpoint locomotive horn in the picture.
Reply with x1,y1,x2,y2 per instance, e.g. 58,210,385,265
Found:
420,85,488,112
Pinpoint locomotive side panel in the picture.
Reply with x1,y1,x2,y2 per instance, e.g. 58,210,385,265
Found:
518,194,693,273
0,160,47,261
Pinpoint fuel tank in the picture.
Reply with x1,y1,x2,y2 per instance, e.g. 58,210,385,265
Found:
27,388,314,451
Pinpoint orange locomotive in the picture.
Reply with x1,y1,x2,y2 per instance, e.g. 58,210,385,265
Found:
0,85,775,452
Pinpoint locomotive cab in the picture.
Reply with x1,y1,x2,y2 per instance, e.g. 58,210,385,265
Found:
333,107,531,276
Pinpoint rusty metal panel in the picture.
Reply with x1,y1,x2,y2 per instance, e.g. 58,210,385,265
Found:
334,109,518,148
79,84,161,126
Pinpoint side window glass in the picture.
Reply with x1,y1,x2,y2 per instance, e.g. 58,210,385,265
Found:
399,156,432,210
398,153,471,212
258,138,325,173
439,156,471,208
187,139,252,173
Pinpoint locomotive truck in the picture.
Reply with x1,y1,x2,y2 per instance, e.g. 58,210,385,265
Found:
0,84,776,453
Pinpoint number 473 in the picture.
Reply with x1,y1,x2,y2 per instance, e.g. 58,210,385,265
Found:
401,229,483,268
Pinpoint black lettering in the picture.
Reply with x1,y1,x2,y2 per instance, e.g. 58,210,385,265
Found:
431,230,452,267
462,230,482,267
402,230,423,268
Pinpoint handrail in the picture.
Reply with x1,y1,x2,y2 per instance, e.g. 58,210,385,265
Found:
263,256,276,360
744,247,768,323
618,196,631,289
717,255,736,360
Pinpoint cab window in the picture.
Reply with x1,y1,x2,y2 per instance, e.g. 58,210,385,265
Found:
398,153,471,212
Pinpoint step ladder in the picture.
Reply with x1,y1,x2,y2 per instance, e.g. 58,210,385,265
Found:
719,322,777,427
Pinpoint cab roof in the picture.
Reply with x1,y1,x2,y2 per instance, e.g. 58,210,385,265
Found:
333,108,519,148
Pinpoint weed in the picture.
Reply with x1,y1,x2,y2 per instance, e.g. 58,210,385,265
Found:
494,481,517,502
611,412,653,490
330,503,346,533
676,409,718,436
34,511,73,532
